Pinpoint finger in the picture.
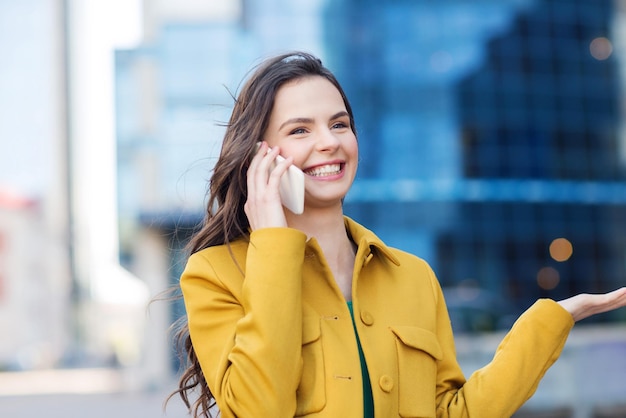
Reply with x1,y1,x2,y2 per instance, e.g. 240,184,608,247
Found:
266,154,294,190
248,141,268,178
246,142,269,226
254,146,281,196
247,142,273,196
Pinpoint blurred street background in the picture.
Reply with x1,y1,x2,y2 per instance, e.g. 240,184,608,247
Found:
1,0,625,417
0,369,188,418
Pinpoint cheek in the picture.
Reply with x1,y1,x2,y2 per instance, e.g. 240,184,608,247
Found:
282,146,310,169
346,135,359,161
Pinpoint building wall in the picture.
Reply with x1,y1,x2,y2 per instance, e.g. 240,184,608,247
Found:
0,198,70,370
0,0,72,370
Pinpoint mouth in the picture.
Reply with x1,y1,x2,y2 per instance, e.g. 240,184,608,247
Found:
304,163,343,177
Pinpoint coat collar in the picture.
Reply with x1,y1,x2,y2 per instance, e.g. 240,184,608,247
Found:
343,216,401,266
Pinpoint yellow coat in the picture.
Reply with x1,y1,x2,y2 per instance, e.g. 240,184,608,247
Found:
181,217,574,417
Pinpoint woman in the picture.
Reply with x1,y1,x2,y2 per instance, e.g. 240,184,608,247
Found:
172,51,626,418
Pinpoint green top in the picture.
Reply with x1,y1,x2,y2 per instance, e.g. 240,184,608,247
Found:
347,301,374,418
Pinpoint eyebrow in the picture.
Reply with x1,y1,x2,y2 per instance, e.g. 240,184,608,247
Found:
278,111,350,131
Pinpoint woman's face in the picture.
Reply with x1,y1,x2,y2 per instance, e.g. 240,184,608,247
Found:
264,76,358,210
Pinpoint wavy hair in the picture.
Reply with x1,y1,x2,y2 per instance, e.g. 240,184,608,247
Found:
169,51,356,417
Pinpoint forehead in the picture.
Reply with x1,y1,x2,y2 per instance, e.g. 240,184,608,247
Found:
272,76,345,113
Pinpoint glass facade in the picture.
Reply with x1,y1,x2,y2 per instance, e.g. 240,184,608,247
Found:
449,0,625,321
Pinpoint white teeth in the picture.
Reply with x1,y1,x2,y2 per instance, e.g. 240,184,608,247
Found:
305,164,341,177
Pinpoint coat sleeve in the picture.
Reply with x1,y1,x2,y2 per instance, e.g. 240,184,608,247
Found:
430,269,575,418
180,228,308,418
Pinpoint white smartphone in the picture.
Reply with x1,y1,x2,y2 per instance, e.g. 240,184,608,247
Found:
255,143,305,214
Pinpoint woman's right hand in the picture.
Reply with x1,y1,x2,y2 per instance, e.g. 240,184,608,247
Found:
244,142,293,230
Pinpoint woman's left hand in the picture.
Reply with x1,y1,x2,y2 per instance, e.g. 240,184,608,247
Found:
558,287,626,322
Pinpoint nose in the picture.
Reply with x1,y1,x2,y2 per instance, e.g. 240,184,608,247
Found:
315,126,341,152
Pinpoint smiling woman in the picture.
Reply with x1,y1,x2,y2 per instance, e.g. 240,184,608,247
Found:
168,51,626,418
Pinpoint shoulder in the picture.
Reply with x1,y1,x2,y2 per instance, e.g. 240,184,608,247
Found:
387,246,431,267
370,236,437,278
345,215,438,276
385,247,441,289
363,237,443,305
190,238,248,263
183,238,249,281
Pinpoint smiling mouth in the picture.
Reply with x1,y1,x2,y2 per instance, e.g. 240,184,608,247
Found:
304,163,342,177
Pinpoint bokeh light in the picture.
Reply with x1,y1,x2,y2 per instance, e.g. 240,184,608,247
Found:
549,237,573,262
537,266,560,290
589,37,612,60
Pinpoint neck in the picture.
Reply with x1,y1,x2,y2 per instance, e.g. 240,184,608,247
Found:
286,204,356,301
285,204,346,243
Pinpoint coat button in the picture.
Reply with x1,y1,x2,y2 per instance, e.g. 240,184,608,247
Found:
379,375,394,392
360,311,374,326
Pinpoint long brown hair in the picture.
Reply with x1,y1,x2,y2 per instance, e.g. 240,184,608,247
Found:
170,51,356,417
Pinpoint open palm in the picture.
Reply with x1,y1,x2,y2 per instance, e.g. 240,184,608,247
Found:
558,287,626,322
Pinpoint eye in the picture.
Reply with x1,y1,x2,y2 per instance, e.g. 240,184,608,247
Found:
290,127,307,135
332,121,349,129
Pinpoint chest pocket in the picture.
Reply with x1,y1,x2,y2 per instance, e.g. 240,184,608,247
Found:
391,326,443,418
295,318,326,416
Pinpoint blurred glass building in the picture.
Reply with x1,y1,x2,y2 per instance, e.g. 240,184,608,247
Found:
115,0,626,339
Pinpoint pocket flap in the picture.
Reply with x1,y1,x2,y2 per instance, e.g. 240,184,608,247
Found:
302,318,321,345
390,326,443,360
